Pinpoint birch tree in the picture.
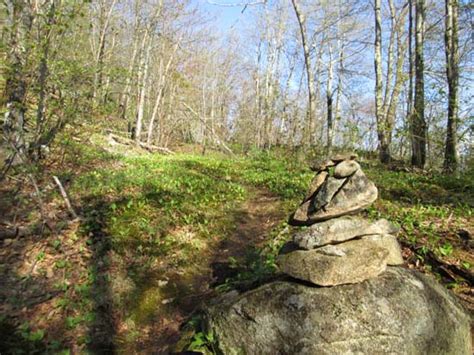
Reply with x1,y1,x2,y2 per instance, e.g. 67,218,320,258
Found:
374,0,408,164
91,0,118,103
291,0,316,146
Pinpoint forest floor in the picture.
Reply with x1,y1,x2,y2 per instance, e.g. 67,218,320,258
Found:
1,132,473,354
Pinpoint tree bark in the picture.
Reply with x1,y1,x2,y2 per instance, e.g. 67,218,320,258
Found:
443,0,459,173
407,0,414,158
412,0,427,168
147,37,181,146
119,8,141,122
134,32,152,143
385,0,408,163
291,0,316,147
93,0,117,103
326,44,334,155
3,1,33,157
34,1,56,160
334,37,345,145
374,0,388,163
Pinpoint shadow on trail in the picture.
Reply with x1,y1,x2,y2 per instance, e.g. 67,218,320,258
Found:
0,269,65,354
78,193,209,353
0,184,70,353
77,182,285,353
80,197,117,353
209,191,285,292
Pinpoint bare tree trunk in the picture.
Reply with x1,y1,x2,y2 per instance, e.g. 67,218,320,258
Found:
146,38,180,145
443,0,459,173
93,0,117,103
3,1,34,157
278,57,297,145
120,23,141,121
384,0,408,162
102,30,118,105
262,9,273,149
314,42,325,145
264,15,284,149
147,58,165,145
163,84,176,147
334,39,345,143
385,39,407,150
255,42,263,148
374,0,388,163
134,32,152,143
291,0,316,147
326,44,334,155
407,0,414,160
412,0,427,168
34,1,56,160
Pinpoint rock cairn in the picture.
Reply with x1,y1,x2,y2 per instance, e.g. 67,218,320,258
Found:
279,153,404,286
203,153,472,354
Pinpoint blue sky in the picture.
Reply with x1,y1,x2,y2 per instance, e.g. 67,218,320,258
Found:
197,0,250,33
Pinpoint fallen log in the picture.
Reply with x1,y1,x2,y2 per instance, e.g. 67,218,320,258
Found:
401,240,474,285
138,142,174,155
0,225,40,240
53,175,79,219
424,249,474,285
107,133,174,155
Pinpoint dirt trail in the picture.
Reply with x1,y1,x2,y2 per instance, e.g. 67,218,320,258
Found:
133,188,286,353
215,189,284,262
0,183,286,354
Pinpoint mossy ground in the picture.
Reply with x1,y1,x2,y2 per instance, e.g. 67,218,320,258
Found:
1,134,472,353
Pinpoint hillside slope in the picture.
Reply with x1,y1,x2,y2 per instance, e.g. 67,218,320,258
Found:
1,135,472,353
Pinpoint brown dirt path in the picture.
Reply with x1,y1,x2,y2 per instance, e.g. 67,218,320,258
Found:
126,188,287,354
0,184,287,354
214,189,284,262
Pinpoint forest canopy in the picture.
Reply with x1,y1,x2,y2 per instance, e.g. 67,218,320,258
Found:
1,0,473,172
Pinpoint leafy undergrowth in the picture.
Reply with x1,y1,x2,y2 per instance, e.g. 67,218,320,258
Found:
1,137,473,353
67,150,306,352
0,138,305,353
365,163,474,304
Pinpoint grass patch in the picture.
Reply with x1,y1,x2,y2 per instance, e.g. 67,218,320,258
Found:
3,139,472,353
69,150,310,350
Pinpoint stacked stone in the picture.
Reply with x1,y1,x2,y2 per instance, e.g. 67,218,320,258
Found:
278,153,404,286
204,153,471,354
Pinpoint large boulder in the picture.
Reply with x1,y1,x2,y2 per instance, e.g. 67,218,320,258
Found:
293,216,399,249
291,169,378,225
205,268,472,355
277,239,389,286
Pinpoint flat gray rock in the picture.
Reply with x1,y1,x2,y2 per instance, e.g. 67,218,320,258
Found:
362,234,404,265
331,152,358,162
291,169,378,225
205,268,472,355
277,239,389,286
291,199,312,224
310,159,335,172
369,218,400,235
327,169,378,213
334,160,360,178
293,216,398,249
312,176,346,210
302,171,328,202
